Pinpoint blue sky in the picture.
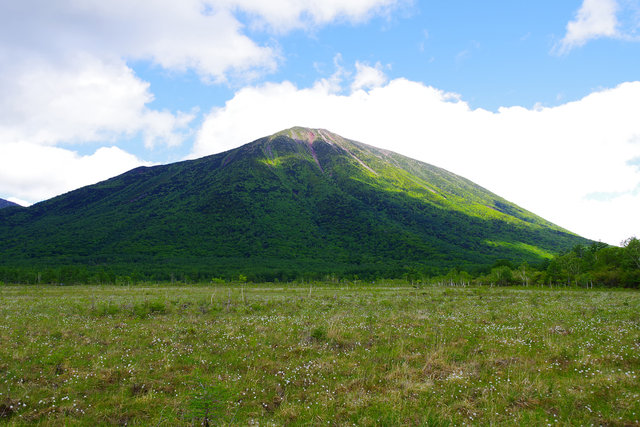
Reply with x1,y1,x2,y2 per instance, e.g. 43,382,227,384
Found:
137,1,640,110
0,0,639,244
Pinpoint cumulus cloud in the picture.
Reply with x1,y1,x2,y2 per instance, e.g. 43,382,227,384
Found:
0,54,193,202
0,1,277,82
562,0,619,50
193,71,640,245
0,0,405,82
0,144,149,204
0,0,405,146
555,0,640,53
351,62,388,92
0,55,194,148
218,0,408,32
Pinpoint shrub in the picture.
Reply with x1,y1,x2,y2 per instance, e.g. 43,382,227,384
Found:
310,326,327,341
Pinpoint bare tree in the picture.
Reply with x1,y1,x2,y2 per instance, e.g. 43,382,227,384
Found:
516,262,529,286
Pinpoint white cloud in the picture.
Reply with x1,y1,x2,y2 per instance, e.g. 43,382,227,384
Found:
193,73,640,245
0,54,194,203
0,1,277,83
555,0,640,53
0,0,405,143
0,0,405,82
351,62,388,92
218,0,408,32
0,53,193,204
0,144,149,204
0,55,194,148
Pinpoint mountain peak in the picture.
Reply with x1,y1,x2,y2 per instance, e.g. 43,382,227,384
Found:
271,126,346,146
0,128,588,280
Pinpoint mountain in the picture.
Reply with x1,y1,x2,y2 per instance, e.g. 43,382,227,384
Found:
0,198,20,209
0,127,589,282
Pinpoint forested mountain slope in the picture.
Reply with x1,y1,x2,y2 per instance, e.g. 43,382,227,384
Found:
0,127,589,281
0,198,19,209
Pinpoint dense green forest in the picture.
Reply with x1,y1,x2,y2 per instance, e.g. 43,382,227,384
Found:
432,237,640,288
0,238,637,287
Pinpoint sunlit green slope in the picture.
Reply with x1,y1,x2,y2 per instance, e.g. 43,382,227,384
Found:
0,127,589,280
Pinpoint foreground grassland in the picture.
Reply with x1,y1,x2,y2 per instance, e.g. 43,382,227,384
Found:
0,285,639,425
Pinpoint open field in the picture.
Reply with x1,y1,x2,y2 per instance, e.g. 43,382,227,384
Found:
0,284,639,425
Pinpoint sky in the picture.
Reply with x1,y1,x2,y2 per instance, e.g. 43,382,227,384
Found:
0,0,639,246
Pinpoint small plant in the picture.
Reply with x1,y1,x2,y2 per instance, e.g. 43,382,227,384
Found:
188,383,230,426
310,326,327,341
132,300,167,318
132,302,149,319
147,300,166,314
95,302,120,316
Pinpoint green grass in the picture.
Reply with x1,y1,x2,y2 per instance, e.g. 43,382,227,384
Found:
1,284,639,425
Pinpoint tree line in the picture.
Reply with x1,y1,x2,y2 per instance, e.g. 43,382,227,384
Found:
0,238,638,287
434,237,640,288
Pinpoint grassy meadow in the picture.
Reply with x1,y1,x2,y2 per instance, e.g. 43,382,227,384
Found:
0,284,639,425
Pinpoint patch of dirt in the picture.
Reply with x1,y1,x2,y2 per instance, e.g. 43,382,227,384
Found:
0,399,18,419
492,357,520,367
549,325,571,335
130,383,148,396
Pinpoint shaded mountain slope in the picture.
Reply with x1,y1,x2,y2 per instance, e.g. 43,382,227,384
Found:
0,198,19,209
0,127,589,280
